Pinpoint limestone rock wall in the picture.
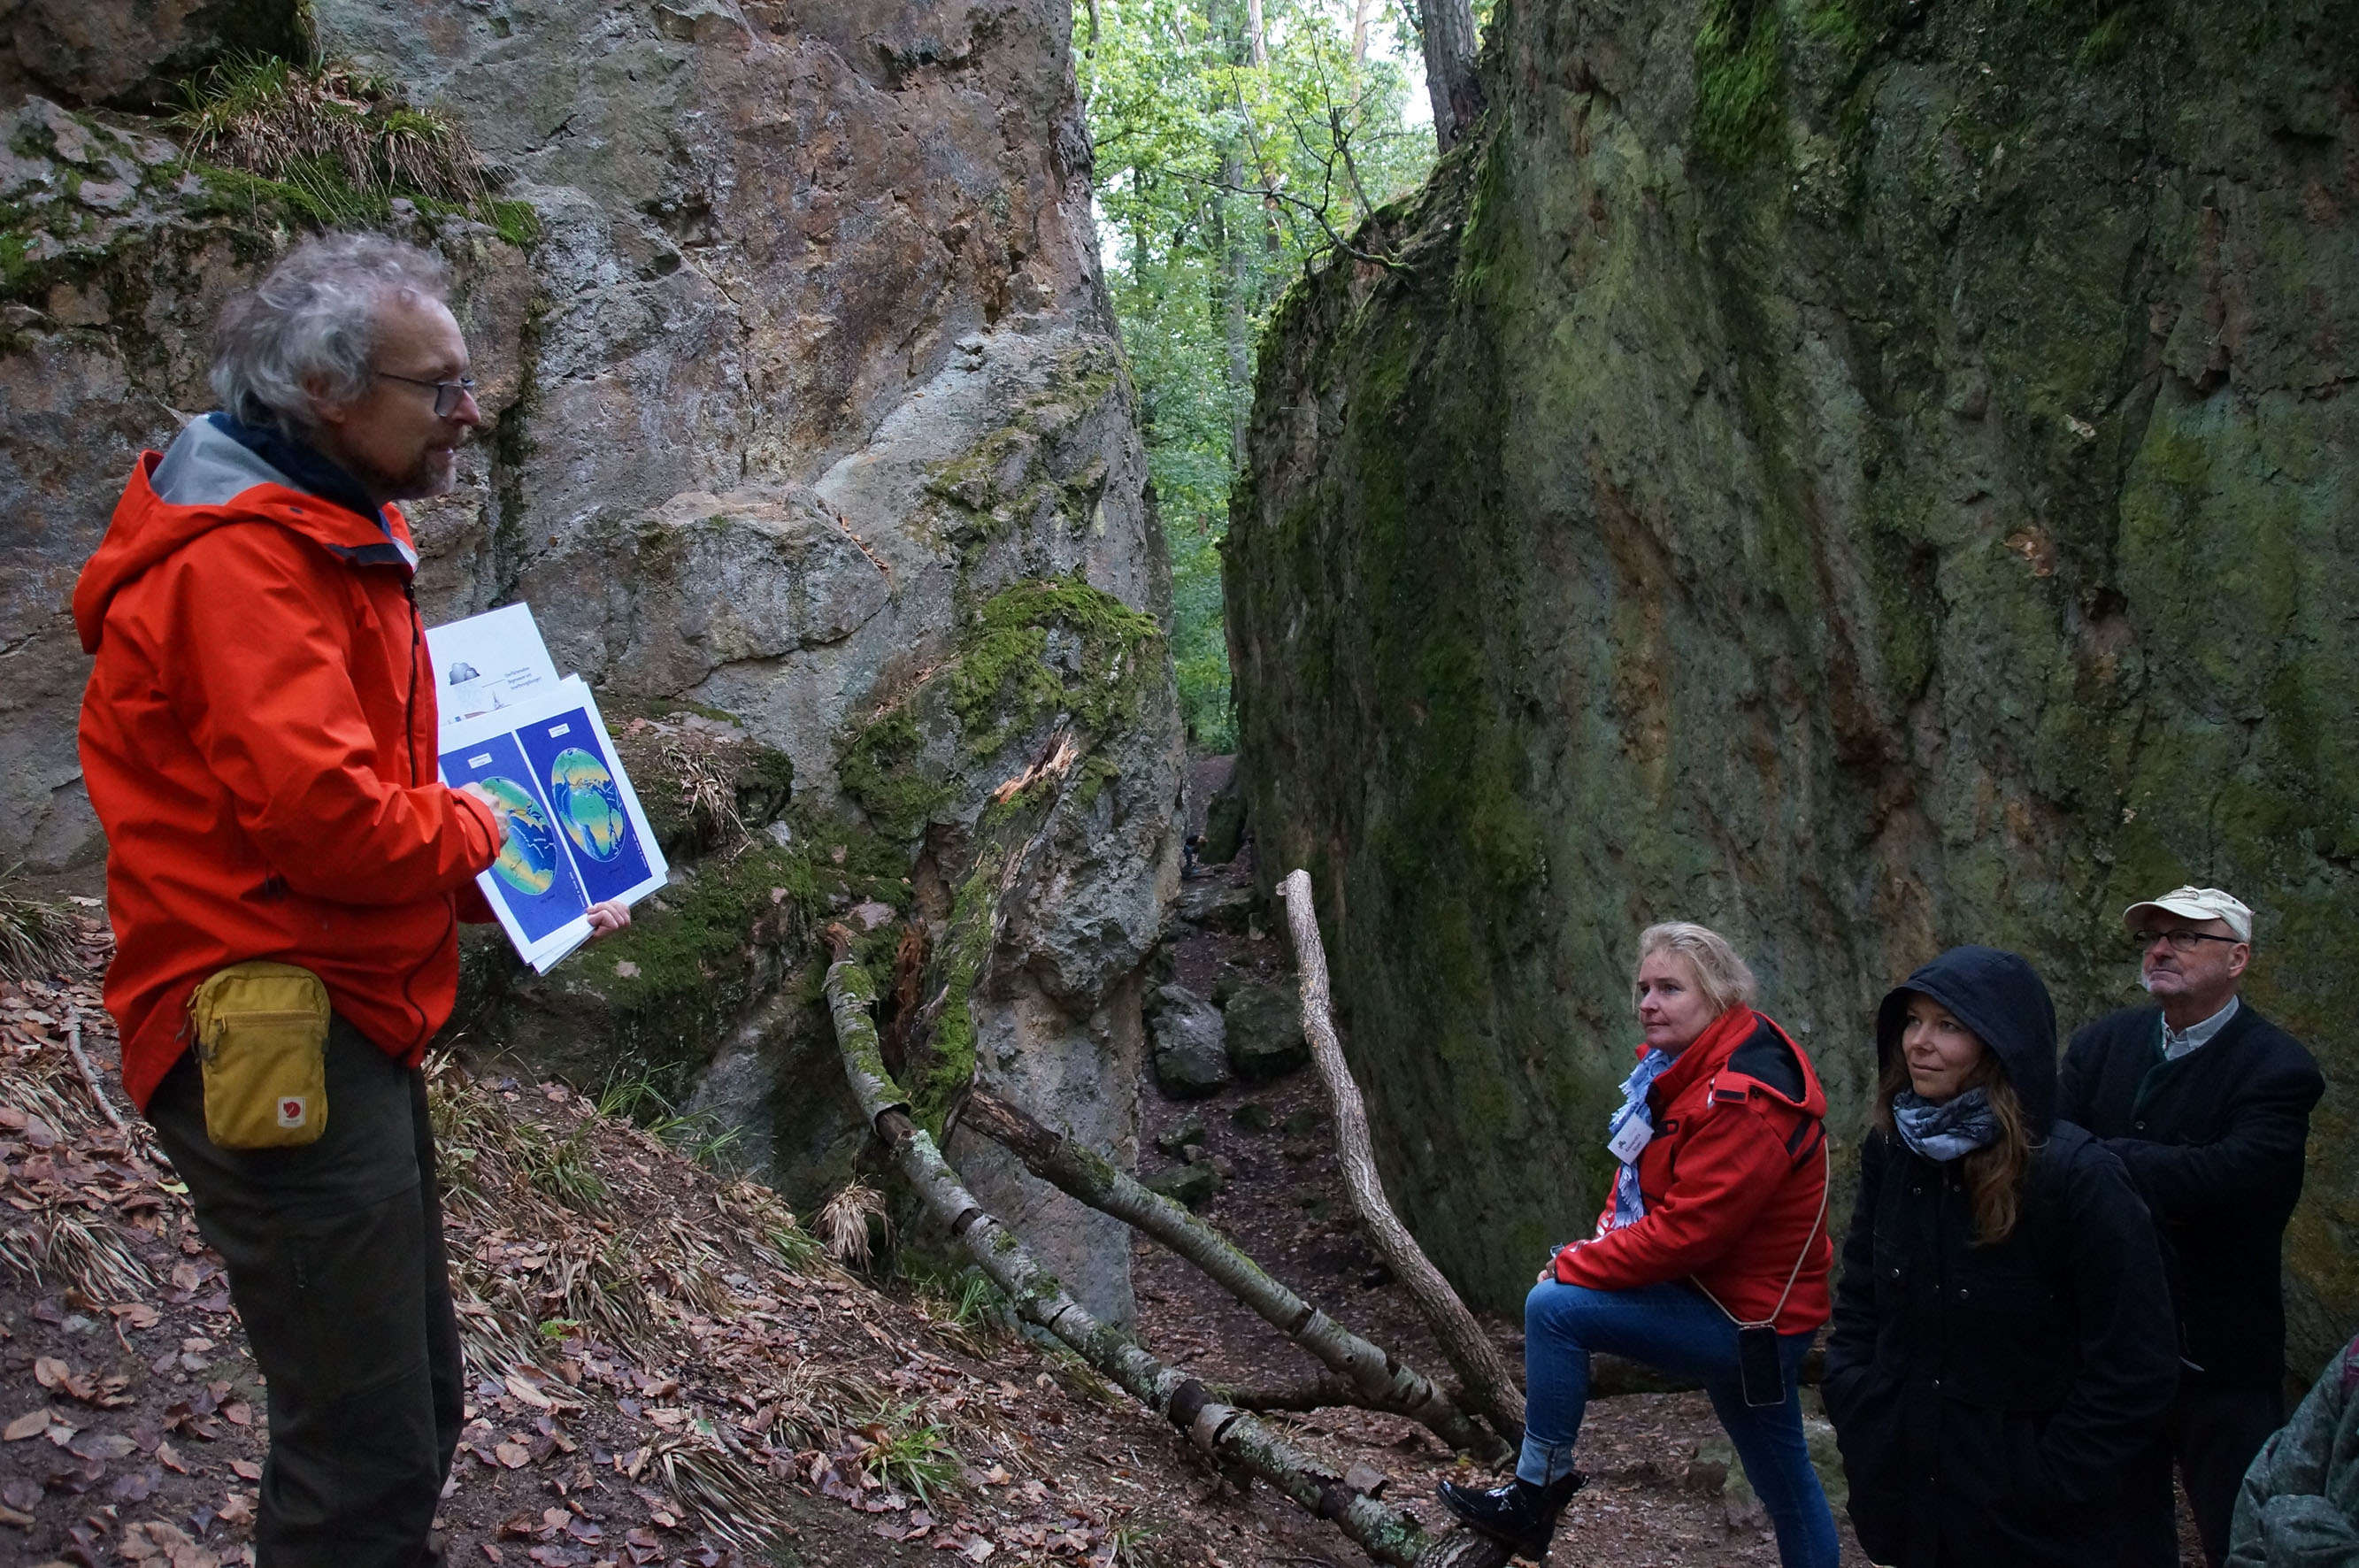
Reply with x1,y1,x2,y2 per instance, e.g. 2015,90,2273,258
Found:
1228,0,2359,1370
2,0,1180,1323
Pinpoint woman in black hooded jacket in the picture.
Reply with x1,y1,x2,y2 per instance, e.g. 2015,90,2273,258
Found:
1821,946,2179,1565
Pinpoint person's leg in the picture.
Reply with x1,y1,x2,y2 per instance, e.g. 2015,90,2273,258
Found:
1518,1279,1748,1485
1702,1334,1839,1568
2177,1381,2286,1566
2113,1426,2186,1568
145,1022,443,1568
411,1068,465,1493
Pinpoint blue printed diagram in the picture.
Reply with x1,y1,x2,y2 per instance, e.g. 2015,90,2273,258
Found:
516,707,655,905
436,734,588,944
434,660,668,972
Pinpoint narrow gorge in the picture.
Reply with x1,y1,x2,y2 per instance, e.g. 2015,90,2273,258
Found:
1227,0,2359,1372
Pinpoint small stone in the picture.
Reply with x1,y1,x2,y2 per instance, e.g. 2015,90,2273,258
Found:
1152,1116,1207,1159
1149,986,1229,1100
1279,1106,1324,1139
1223,982,1309,1082
851,900,895,930
1175,879,1256,934
1228,1102,1272,1134
1143,1164,1221,1209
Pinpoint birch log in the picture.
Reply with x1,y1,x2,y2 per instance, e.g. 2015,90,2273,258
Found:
960,1088,1506,1461
822,940,1508,1568
1279,868,1527,1447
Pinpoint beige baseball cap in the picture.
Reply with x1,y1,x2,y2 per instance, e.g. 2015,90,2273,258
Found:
2122,885,2253,942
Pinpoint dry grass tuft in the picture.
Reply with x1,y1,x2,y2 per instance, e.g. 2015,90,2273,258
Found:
179,55,488,207
0,874,82,987
816,1180,889,1271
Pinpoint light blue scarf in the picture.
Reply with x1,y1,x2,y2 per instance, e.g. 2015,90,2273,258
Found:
1892,1088,2001,1162
1605,1049,1675,1229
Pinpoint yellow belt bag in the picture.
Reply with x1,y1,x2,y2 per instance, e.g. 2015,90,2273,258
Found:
187,962,331,1149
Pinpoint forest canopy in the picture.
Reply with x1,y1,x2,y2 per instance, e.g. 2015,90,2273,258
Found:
1074,0,1440,751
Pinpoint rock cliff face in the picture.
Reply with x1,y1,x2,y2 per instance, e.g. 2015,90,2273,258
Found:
2,0,1180,1321
1229,0,2358,1368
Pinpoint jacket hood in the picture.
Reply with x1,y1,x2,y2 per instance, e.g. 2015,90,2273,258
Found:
74,415,413,654
1876,945,2058,1134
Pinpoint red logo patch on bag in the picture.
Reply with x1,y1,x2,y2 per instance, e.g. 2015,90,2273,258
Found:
277,1096,308,1128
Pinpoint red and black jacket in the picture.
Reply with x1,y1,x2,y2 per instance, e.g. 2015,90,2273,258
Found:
1554,1006,1833,1333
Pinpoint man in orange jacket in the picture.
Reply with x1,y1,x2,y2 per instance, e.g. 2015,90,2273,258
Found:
75,233,626,1567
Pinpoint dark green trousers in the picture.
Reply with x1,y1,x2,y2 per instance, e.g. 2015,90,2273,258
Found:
146,1018,462,1568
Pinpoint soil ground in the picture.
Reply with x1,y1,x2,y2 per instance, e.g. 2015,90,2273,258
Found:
0,909,1368,1568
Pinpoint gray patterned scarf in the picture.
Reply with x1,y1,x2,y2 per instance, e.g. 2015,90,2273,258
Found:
1892,1088,2000,1162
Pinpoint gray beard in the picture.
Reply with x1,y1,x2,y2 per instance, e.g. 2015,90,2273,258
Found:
350,444,460,504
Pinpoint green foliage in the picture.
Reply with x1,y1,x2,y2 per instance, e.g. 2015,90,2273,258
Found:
1168,527,1235,750
1078,1,1437,751
513,1118,612,1216
857,1403,960,1508
1694,0,1788,168
175,54,539,243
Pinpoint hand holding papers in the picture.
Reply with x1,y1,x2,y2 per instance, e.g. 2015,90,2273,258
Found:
429,606,668,972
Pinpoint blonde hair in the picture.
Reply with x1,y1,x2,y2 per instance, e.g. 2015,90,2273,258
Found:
1634,922,1759,1017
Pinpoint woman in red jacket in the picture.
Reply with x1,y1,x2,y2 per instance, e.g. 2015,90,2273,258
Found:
1441,923,1839,1566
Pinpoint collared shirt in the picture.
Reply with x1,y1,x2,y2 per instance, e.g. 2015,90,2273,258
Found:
2162,995,2241,1061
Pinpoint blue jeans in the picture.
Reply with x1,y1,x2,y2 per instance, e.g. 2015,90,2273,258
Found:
1521,1279,1838,1568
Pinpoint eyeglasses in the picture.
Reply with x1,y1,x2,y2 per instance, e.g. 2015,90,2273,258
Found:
2132,929,2243,953
375,370,478,419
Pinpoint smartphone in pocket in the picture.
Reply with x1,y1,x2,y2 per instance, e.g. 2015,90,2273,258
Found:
1735,1323,1786,1408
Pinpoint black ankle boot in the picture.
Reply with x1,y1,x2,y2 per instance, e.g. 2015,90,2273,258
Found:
1436,1469,1587,1558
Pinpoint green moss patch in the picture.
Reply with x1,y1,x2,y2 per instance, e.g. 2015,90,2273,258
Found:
950,577,1164,753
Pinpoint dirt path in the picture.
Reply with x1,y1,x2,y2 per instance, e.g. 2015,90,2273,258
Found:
1135,849,1876,1566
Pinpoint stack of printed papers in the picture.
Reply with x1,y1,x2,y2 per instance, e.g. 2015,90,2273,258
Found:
426,607,669,973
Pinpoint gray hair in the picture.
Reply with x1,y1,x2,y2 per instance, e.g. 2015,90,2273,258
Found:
1635,921,1759,1017
210,233,450,437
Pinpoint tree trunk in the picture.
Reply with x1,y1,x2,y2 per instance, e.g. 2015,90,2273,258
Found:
1279,868,1527,1448
960,1088,1507,1461
1245,0,1269,65
1417,0,1484,151
820,942,1506,1568
1351,0,1375,65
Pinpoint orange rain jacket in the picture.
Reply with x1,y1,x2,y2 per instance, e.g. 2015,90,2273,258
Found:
73,415,500,1111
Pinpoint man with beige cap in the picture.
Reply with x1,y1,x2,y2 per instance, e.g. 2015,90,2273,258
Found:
2058,886,2325,1567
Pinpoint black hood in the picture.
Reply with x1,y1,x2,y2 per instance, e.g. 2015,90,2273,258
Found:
1875,945,2058,1134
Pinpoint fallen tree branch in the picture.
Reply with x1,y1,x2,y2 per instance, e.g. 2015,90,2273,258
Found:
1196,1373,1362,1413
1279,868,1526,1448
961,1088,1506,1462
65,1006,126,1133
822,935,1506,1568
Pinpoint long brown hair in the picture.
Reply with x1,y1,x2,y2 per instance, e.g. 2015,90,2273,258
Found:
1873,1050,2032,1245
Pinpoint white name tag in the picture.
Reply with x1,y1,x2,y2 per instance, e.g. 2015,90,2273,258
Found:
1607,1111,1652,1164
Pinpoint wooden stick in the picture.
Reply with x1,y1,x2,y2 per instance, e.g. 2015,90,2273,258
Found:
821,939,1506,1568
65,1007,126,1133
961,1088,1507,1461
1278,868,1526,1447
